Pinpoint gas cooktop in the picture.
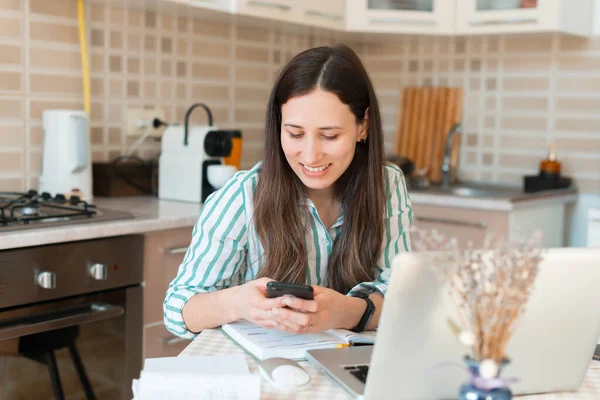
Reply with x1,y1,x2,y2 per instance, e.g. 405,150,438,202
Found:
0,190,134,232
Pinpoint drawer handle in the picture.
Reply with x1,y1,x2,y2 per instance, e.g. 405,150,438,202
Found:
248,0,291,11
165,246,188,255
163,335,188,346
368,18,436,25
415,216,487,230
469,17,538,26
305,10,343,21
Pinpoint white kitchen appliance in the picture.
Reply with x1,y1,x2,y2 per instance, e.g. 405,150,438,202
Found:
39,110,93,201
159,103,239,203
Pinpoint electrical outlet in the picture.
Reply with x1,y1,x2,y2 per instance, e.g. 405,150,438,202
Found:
126,108,167,138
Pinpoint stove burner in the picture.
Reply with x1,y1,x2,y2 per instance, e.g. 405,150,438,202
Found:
0,190,97,228
20,206,40,216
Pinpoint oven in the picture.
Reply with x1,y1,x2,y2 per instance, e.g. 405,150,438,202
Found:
0,235,143,400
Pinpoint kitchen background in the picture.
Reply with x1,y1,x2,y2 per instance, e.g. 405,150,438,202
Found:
0,0,598,245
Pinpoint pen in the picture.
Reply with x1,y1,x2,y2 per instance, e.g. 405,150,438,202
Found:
336,343,350,348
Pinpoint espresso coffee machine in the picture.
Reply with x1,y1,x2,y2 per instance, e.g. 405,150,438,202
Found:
159,104,240,203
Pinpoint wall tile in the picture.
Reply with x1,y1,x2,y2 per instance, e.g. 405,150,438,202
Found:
501,117,546,131
501,97,548,111
30,0,77,18
192,40,230,59
0,178,22,191
161,37,172,54
235,65,268,82
192,62,229,80
1,3,598,195
0,17,20,39
191,84,228,101
556,98,600,113
0,72,20,92
0,0,21,11
0,44,21,65
30,21,78,44
0,99,22,118
236,25,269,43
110,31,123,50
30,100,81,119
503,77,549,92
0,124,23,147
30,48,80,70
109,55,122,73
556,77,600,93
109,7,125,25
235,46,268,63
555,118,600,133
192,19,230,38
0,153,22,172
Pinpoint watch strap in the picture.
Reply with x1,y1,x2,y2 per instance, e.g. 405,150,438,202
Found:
351,295,375,333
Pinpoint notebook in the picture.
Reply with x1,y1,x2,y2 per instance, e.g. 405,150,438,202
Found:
221,320,377,361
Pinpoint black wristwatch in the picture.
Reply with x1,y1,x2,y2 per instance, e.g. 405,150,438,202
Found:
351,294,376,333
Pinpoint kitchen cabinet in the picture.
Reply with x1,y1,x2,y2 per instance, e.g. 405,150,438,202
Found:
235,0,302,23
455,0,594,36
588,208,600,247
412,200,568,249
179,0,234,13
143,227,193,359
345,0,456,35
302,0,345,30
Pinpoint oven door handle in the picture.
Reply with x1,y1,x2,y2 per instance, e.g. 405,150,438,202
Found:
0,302,124,341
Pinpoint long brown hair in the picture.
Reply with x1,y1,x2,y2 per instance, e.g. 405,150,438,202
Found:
254,45,385,294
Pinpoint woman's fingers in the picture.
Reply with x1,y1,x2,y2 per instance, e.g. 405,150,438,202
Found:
280,296,319,312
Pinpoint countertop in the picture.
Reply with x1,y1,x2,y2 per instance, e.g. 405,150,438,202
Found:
0,197,201,251
409,186,578,211
0,186,579,251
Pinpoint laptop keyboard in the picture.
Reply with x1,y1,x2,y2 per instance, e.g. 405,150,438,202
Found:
344,365,370,384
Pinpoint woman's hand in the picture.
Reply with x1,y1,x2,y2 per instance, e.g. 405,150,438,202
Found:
233,277,287,329
269,286,366,333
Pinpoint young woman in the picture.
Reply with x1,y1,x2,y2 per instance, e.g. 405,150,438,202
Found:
164,44,412,339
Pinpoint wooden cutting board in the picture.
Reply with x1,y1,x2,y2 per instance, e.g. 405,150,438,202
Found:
395,86,463,183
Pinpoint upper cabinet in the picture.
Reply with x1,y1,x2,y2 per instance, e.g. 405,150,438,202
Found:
100,0,595,37
455,0,595,36
302,0,345,30
232,0,345,29
236,0,301,24
346,0,455,35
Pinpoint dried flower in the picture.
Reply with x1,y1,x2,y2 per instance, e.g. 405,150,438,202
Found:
411,227,543,363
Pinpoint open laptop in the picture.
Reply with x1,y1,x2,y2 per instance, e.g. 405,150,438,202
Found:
306,248,600,400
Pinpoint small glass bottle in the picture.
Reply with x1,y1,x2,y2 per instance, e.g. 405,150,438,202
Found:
539,144,561,180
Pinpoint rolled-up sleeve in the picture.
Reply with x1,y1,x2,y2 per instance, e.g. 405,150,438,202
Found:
348,165,412,297
163,173,248,338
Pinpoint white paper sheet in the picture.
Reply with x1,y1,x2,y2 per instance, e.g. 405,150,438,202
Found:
132,355,260,400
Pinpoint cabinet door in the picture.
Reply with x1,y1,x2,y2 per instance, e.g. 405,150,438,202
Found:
144,228,193,326
302,0,345,30
144,324,190,359
236,0,301,23
411,204,509,249
455,0,593,36
346,0,455,34
185,0,235,12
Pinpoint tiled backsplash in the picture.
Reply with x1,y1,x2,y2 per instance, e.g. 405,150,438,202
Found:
0,0,598,194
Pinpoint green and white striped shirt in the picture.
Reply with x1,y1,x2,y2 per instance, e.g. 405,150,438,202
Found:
164,162,413,339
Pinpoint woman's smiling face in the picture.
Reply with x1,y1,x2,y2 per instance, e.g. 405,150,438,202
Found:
280,89,368,197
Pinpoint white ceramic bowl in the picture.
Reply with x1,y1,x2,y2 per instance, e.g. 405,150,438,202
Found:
207,164,237,189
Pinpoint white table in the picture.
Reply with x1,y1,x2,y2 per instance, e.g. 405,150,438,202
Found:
179,329,600,399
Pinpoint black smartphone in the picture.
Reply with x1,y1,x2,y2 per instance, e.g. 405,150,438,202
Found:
266,281,314,300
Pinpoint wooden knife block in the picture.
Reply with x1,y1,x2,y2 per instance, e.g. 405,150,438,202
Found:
395,87,463,184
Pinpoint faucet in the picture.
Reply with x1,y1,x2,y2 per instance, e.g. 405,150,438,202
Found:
441,123,462,189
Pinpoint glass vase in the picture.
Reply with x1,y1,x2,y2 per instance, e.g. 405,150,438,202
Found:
458,356,512,400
